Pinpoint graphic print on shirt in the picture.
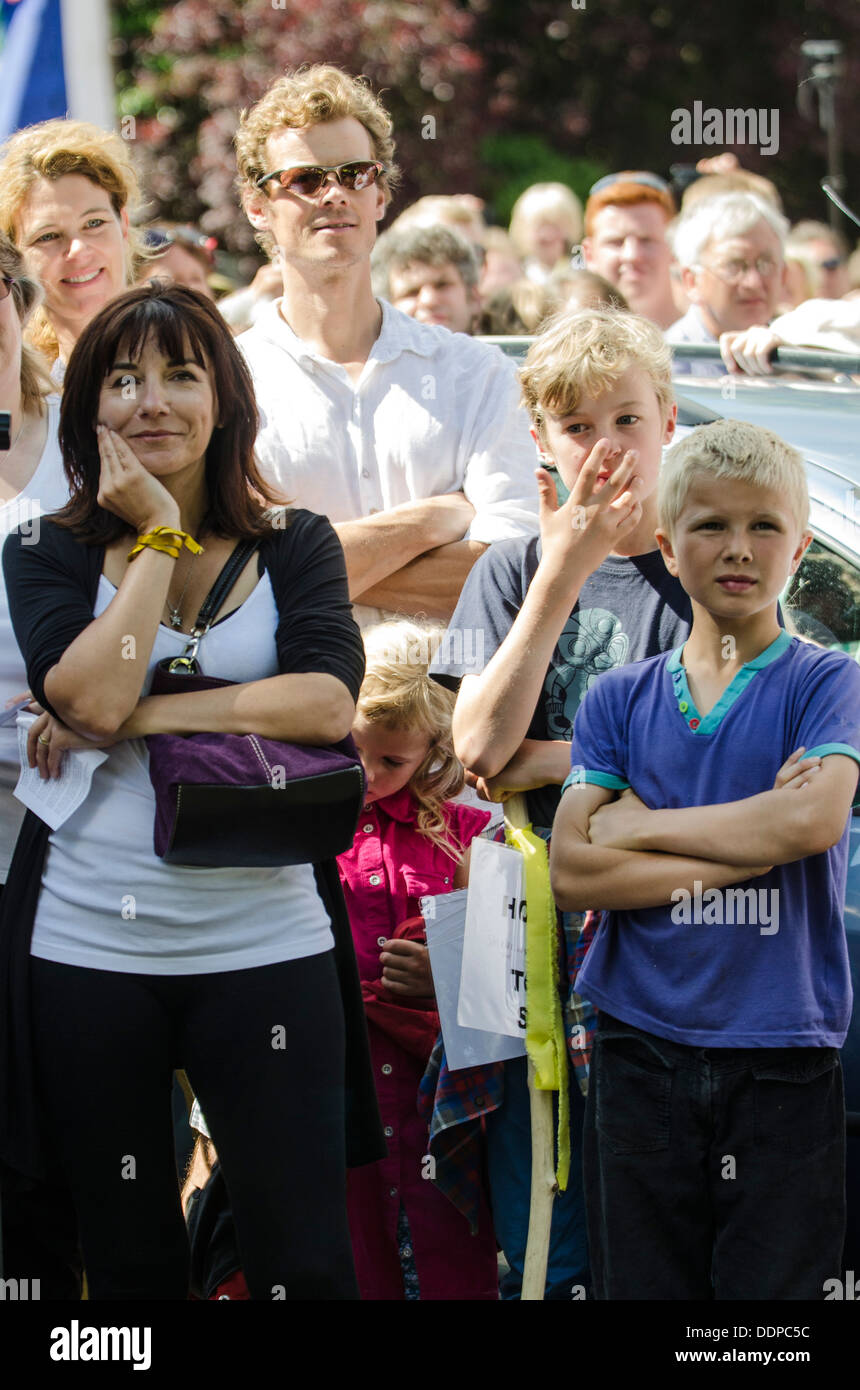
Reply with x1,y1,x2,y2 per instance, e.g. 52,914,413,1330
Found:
544,608,630,739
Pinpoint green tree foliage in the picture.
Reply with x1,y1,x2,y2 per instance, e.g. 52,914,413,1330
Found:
114,0,859,269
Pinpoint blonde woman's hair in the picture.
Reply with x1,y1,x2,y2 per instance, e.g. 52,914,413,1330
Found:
509,182,583,259
358,621,467,857
519,307,674,444
0,231,52,414
0,118,145,363
658,419,809,537
236,64,400,256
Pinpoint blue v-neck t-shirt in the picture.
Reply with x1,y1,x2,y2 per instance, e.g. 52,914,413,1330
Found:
565,632,860,1047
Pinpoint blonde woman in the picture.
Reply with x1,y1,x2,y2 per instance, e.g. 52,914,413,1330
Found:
0,119,144,380
509,182,583,286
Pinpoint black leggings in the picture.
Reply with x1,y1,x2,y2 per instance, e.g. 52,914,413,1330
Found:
30,950,358,1300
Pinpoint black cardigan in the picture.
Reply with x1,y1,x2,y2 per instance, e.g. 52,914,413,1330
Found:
0,511,385,1182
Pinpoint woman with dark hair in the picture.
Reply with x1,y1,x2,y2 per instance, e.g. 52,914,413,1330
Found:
0,281,382,1299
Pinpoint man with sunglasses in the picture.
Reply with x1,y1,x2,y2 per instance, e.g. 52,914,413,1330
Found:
236,66,538,627
582,172,682,330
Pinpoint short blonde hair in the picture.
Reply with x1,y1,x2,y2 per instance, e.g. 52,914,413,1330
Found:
236,65,400,255
0,118,144,362
658,419,809,537
509,182,583,259
358,621,467,857
0,231,52,415
520,307,674,444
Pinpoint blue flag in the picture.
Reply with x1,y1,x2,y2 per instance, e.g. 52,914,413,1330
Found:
0,0,67,141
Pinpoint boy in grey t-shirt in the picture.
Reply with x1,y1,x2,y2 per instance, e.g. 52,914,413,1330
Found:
432,308,689,1299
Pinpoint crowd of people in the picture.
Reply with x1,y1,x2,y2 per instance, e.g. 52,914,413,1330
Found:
0,62,858,1303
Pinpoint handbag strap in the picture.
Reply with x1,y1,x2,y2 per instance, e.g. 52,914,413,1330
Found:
191,537,261,636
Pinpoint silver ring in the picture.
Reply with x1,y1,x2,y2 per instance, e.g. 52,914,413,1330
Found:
37,733,50,746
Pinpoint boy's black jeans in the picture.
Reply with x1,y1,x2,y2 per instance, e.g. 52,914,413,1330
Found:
584,1011,845,1300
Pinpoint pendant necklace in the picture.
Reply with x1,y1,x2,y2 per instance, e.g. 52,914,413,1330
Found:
165,550,199,629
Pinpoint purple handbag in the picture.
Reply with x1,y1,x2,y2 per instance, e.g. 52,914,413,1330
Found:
145,540,365,868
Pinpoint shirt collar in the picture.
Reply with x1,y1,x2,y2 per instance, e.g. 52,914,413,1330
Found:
668,628,792,673
258,296,440,368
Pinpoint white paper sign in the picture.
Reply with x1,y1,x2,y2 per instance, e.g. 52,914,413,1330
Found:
13,714,108,831
457,836,527,1040
423,889,525,1071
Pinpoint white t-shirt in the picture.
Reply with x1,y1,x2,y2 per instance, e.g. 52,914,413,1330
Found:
31,572,333,974
0,398,68,881
240,299,540,625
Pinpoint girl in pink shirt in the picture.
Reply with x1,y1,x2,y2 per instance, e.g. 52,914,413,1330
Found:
337,621,499,1300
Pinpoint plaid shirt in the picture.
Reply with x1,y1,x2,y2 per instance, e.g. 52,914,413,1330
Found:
417,1038,503,1234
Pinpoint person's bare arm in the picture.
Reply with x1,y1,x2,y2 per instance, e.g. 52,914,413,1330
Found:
454,445,644,777
353,539,487,620
334,493,474,600
549,782,771,913
466,738,572,802
589,754,859,866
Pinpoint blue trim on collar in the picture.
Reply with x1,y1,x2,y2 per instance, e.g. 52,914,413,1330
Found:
667,631,792,736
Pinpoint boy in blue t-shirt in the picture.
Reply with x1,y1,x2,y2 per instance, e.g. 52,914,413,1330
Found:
551,417,860,1300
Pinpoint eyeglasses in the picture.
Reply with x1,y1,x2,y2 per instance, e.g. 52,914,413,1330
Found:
699,255,781,283
255,161,385,195
589,170,671,197
0,276,13,302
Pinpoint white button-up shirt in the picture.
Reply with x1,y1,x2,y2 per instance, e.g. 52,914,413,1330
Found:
240,299,540,543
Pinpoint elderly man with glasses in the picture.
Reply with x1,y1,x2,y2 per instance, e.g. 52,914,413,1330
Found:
667,192,789,374
235,65,538,627
582,171,682,330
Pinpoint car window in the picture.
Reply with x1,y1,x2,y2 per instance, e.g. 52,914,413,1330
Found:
781,537,860,659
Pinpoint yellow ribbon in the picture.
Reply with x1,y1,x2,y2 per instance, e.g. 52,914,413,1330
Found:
128,527,204,562
505,798,570,1191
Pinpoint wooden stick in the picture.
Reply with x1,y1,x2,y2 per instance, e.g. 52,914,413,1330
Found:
505,794,557,1302
521,1060,558,1300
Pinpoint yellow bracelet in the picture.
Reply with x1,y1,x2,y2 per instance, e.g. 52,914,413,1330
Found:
128,528,204,562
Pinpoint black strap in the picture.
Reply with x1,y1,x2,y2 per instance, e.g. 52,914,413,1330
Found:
192,538,261,634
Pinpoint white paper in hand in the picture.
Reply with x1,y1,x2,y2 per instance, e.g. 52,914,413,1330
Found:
13,713,108,831
423,890,525,1071
457,836,527,1039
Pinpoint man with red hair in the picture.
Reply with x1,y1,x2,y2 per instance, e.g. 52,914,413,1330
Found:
582,172,681,329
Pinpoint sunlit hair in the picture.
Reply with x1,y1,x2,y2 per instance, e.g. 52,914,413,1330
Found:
236,64,400,255
680,170,783,214
55,282,281,545
0,118,145,363
371,223,480,297
671,192,788,271
509,183,583,259
358,621,467,857
658,419,809,538
584,178,675,238
552,267,630,313
0,231,52,415
519,307,674,444
478,278,561,335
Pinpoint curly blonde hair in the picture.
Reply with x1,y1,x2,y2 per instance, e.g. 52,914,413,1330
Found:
236,64,400,258
519,306,674,446
0,119,145,363
359,621,467,858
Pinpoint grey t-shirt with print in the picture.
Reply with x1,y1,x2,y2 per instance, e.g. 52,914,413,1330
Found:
431,535,692,831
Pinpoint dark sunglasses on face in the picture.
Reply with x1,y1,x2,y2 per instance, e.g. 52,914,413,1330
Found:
0,276,13,301
255,161,385,195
